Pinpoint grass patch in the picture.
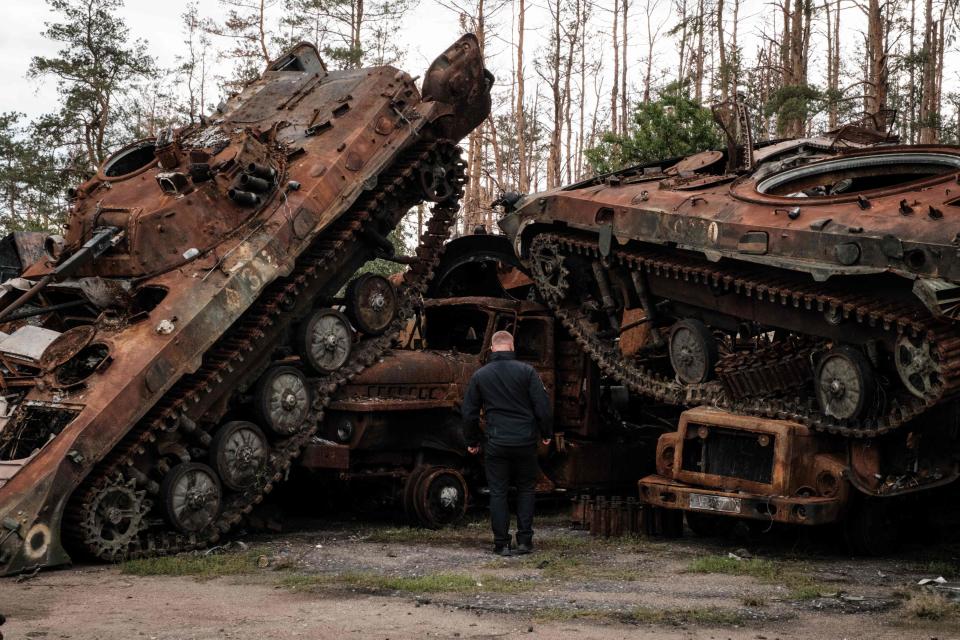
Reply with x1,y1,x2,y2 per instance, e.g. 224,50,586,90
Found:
686,556,779,581
686,554,824,601
906,593,960,621
787,583,824,601
279,571,532,594
917,560,960,579
535,606,746,626
485,550,641,582
121,549,265,579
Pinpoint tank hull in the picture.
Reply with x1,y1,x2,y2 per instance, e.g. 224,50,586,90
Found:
502,139,960,494
0,36,491,574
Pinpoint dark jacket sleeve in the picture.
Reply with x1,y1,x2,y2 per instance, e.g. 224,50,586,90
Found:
528,367,553,439
461,372,483,447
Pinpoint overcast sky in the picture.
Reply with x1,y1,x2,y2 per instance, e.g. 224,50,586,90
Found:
0,0,477,120
0,0,920,136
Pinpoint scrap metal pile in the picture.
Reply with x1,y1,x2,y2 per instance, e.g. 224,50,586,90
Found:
0,36,492,575
500,108,960,550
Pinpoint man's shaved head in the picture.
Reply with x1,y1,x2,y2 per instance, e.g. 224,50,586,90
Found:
491,330,514,352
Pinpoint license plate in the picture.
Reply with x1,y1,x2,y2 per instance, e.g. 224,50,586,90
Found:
689,493,741,514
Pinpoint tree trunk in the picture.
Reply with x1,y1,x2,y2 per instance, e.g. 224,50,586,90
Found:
516,0,528,191
611,0,620,133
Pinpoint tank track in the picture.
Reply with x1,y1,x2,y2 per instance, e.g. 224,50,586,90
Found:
528,231,960,438
66,140,465,561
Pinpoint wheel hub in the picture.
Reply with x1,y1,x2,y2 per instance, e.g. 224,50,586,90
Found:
439,486,459,509
281,390,298,410
369,292,386,311
827,378,846,397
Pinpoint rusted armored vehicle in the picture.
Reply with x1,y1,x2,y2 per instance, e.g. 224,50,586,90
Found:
0,36,491,574
299,234,654,527
500,122,960,546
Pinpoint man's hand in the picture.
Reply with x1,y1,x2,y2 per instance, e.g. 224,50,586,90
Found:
541,438,551,446
467,445,480,455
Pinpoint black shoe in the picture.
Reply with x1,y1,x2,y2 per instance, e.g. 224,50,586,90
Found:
493,545,511,557
515,542,533,555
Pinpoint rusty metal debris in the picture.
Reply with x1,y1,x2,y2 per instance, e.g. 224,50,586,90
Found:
299,233,656,527
501,114,960,552
0,35,492,574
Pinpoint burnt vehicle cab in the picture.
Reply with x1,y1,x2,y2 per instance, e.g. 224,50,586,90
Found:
300,295,566,527
639,404,959,553
640,408,848,527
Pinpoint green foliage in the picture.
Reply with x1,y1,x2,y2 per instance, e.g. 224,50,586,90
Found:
765,84,822,136
0,112,67,233
121,549,265,578
585,84,722,174
29,0,155,172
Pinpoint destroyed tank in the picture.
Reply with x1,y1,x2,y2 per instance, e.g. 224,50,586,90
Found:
0,36,491,574
500,111,960,492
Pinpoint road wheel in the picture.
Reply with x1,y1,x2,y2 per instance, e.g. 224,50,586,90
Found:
161,462,222,534
815,346,878,420
402,465,431,525
255,366,312,435
346,273,398,336
668,319,719,384
209,421,269,492
298,308,353,374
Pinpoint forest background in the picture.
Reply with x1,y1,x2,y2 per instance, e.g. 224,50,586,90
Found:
1,0,958,246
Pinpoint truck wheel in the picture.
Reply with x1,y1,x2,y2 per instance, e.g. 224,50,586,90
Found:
298,308,353,374
255,366,312,435
402,465,431,525
686,511,738,537
161,462,222,534
346,273,398,336
668,319,718,384
413,467,468,529
209,421,269,491
843,497,900,556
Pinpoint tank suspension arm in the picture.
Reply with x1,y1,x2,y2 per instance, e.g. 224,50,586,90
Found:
361,227,395,257
591,261,620,332
0,226,121,323
630,270,665,347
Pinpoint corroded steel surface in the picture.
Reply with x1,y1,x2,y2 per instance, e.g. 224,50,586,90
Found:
639,407,847,526
0,36,491,574
502,133,960,498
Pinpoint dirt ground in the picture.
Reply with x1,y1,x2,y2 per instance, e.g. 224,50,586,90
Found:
2,511,959,640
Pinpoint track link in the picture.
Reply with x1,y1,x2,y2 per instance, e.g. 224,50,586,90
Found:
529,232,960,438
68,140,465,560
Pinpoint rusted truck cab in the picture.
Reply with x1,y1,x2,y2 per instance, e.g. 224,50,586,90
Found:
640,407,848,529
639,404,960,552
300,293,623,526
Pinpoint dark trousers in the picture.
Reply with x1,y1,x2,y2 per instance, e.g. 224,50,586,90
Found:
484,442,538,548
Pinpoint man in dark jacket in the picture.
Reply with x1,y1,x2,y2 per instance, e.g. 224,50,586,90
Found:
463,330,553,555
